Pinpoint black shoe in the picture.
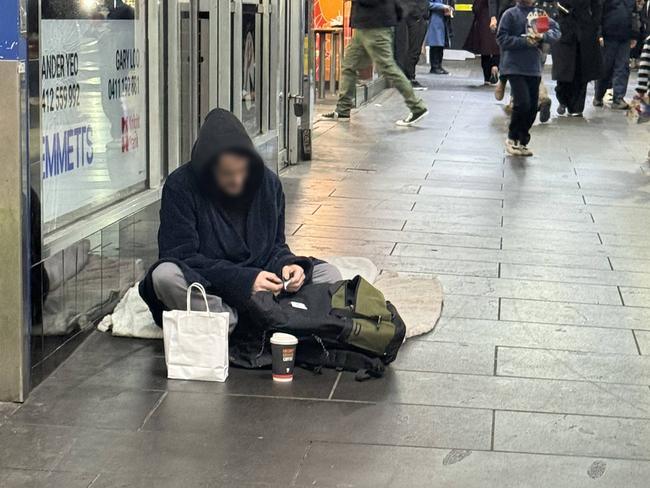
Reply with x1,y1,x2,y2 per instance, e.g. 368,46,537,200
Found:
411,79,428,91
489,71,499,85
557,104,566,115
431,67,449,75
539,99,551,123
396,107,429,126
611,99,630,110
320,111,350,121
593,98,604,107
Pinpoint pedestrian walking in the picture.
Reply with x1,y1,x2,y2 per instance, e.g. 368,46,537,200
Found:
321,0,429,126
395,0,431,90
552,0,603,116
594,0,640,109
497,0,560,156
426,0,455,74
464,0,501,84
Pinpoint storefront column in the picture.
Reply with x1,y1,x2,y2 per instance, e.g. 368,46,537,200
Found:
0,0,31,402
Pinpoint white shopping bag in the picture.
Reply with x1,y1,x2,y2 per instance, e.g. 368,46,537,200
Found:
162,283,230,382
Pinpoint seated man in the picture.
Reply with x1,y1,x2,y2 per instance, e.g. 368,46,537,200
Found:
139,109,341,329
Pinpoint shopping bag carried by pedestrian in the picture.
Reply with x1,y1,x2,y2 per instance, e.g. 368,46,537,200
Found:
162,283,230,382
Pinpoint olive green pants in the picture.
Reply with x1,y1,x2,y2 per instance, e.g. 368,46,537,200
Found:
335,27,427,116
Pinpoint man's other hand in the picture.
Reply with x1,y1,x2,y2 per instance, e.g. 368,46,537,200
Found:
282,264,306,293
253,271,283,294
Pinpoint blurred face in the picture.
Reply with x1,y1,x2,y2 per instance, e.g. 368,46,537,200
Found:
213,152,250,196
519,0,535,5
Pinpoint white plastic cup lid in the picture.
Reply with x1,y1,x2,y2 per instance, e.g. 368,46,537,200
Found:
270,332,298,346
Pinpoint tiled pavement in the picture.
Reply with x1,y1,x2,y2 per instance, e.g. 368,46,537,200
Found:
2,63,650,487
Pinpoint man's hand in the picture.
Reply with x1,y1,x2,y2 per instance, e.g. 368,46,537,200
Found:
526,32,543,46
489,16,497,32
631,39,638,49
252,271,283,294
599,37,604,47
444,5,453,16
282,264,306,293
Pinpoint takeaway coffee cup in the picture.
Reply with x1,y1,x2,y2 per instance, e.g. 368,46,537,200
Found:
270,332,298,382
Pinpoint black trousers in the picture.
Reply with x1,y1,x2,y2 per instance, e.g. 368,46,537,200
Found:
429,46,444,69
480,54,500,82
555,47,587,114
395,16,429,80
508,75,541,145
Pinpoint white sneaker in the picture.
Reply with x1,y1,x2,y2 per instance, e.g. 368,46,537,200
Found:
395,108,429,127
519,145,533,156
505,139,525,156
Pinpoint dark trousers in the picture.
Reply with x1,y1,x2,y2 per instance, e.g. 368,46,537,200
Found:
429,46,444,69
508,75,541,145
480,54,500,82
395,16,429,80
595,39,631,102
555,46,587,113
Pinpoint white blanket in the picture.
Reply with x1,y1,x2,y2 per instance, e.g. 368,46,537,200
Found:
98,257,442,340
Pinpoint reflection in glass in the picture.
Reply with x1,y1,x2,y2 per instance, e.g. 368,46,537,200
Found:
40,0,148,232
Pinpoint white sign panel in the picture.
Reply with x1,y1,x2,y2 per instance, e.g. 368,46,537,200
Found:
40,1,147,228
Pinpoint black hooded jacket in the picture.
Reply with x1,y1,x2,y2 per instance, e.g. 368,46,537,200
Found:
139,109,313,325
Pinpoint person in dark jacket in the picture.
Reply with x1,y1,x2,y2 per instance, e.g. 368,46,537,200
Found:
426,0,455,74
322,0,428,126
139,109,341,328
594,0,640,108
395,0,430,89
552,0,603,116
464,0,501,84
497,0,560,156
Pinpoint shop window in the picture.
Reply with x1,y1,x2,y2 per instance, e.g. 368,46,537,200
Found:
39,0,148,233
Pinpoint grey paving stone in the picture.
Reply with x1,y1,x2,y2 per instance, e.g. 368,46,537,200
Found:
295,441,650,488
393,341,495,375
393,243,612,270
620,287,650,307
100,430,309,485
494,411,650,460
500,298,650,330
9,384,164,431
332,371,650,418
610,256,650,272
0,423,126,472
635,330,650,354
501,262,650,288
143,393,492,450
0,468,97,488
436,275,621,305
438,295,499,321
295,224,502,249
373,255,499,278
497,347,650,384
287,235,395,257
432,318,638,354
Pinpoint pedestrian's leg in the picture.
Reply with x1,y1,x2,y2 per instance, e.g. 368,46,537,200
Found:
152,262,239,330
555,81,570,108
612,40,631,102
524,76,541,144
395,19,409,77
507,75,532,143
407,18,428,80
429,46,443,70
481,55,491,82
537,78,551,122
595,41,615,102
335,32,370,116
572,82,588,113
311,263,343,284
362,28,426,113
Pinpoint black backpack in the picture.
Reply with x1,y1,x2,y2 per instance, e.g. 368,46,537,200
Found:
237,276,406,380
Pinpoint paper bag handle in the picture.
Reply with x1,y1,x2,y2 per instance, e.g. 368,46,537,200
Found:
186,282,211,313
